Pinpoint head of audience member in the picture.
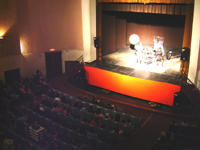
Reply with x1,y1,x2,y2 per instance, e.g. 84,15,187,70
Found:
95,108,101,115
115,113,121,122
88,105,94,113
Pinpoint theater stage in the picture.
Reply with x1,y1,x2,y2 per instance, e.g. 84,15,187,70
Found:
84,46,182,106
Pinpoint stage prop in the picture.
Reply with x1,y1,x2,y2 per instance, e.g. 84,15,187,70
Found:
84,66,181,106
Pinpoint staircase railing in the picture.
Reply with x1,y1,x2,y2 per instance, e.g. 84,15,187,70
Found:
181,77,200,109
70,55,84,71
66,55,84,83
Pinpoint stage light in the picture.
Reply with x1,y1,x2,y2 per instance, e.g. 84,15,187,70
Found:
129,34,140,45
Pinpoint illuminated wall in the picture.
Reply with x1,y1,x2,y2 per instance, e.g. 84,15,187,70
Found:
18,0,83,55
188,0,200,86
0,0,85,82
0,0,20,57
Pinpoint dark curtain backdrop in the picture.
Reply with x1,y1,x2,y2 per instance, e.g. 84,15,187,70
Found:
136,24,184,48
102,13,185,54
126,23,138,44
102,15,116,54
116,19,126,48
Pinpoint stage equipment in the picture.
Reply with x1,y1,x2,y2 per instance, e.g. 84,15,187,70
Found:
129,34,140,45
180,47,189,61
166,51,172,60
93,37,101,48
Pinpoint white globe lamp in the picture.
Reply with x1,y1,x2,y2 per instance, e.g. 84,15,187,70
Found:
129,34,140,45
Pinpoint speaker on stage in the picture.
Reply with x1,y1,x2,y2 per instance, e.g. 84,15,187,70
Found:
180,47,190,61
93,37,101,48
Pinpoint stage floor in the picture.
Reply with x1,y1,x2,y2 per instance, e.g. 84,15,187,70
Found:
85,46,182,86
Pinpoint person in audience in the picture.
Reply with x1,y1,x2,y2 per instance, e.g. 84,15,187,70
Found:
99,99,106,107
113,103,122,112
90,117,102,127
62,106,67,115
46,89,55,98
79,143,93,150
88,105,94,114
114,113,121,122
86,128,99,140
112,127,123,134
106,101,113,110
49,129,58,138
27,87,36,99
105,113,110,119
95,108,105,117
181,119,188,126
52,103,63,113
67,109,73,118
77,125,87,135
73,101,80,108
91,96,97,104
101,123,106,129
67,100,73,106
83,95,90,102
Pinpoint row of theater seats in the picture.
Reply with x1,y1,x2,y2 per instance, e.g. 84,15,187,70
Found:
152,122,200,150
22,107,106,150
0,112,43,150
47,89,142,127
0,124,41,150
43,95,137,135
154,131,200,150
169,123,200,137
31,101,124,143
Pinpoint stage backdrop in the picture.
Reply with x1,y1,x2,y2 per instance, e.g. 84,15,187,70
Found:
84,66,181,106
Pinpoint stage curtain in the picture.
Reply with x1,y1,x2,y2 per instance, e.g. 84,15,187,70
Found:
116,19,127,48
136,24,184,48
85,66,181,106
102,3,187,15
102,15,116,54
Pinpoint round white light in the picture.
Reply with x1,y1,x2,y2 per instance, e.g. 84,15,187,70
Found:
129,34,140,45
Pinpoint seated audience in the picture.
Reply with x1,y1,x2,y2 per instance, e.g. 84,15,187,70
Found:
114,113,121,122
90,117,102,127
88,105,94,114
112,127,123,134
86,128,99,140
52,103,63,113
95,108,105,117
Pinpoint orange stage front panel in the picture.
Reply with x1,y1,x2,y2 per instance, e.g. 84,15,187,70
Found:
84,66,181,106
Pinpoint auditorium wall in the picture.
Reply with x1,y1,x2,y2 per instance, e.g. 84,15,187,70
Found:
0,49,83,83
18,0,83,55
0,0,83,57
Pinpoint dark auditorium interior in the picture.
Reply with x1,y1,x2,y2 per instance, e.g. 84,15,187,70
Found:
0,0,200,150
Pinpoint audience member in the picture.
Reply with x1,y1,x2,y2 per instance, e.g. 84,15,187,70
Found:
181,119,188,127
95,108,105,117
88,105,94,114
90,117,102,127
115,113,121,122
112,127,123,134
52,103,63,113
86,128,99,140
105,113,110,119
